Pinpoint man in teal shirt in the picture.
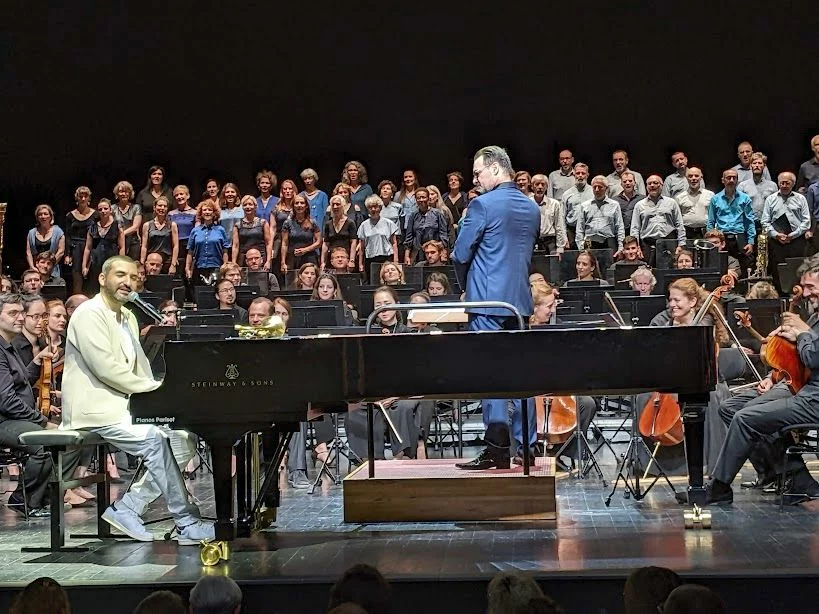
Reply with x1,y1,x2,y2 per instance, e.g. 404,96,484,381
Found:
707,168,756,274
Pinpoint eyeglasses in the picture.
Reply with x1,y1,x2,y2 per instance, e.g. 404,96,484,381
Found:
161,309,178,316
217,288,235,294
472,165,491,179
25,313,46,319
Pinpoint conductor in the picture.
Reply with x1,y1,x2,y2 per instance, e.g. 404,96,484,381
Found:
452,146,540,469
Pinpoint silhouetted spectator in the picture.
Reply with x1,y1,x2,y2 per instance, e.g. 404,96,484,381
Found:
10,577,71,614
487,572,558,614
663,584,726,614
328,564,392,614
624,566,682,614
328,604,368,614
133,590,186,614
189,575,243,614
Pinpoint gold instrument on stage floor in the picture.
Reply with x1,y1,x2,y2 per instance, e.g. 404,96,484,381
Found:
201,540,230,566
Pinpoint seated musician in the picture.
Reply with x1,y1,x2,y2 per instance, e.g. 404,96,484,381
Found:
289,262,318,290
629,266,656,297
310,273,357,323
407,291,435,332
414,240,447,268
528,284,598,469
12,295,47,366
746,280,779,299
346,287,430,460
612,235,647,266
425,271,451,297
378,261,405,286
219,261,243,286
704,230,741,279
1,275,17,293
144,252,165,276
45,299,68,350
564,250,610,286
326,246,353,275
61,256,213,544
674,249,694,269
706,255,819,505
214,278,248,324
243,248,280,290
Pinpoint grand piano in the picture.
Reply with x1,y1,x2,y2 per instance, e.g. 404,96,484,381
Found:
131,325,717,540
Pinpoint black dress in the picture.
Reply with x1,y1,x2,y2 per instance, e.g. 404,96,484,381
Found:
65,211,97,273
86,220,121,293
235,217,267,264
323,216,357,255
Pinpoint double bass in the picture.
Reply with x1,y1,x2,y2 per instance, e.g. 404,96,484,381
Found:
763,286,811,393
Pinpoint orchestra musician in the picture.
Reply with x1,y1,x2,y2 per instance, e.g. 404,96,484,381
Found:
61,255,214,544
565,250,610,286
707,254,819,504
452,145,539,470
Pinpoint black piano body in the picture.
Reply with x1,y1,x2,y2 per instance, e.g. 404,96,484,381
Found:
131,325,717,540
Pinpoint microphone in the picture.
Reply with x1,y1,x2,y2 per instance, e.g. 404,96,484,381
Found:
127,291,163,322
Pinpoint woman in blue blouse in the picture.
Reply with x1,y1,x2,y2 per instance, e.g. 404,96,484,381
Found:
255,169,279,222
186,201,229,285
300,168,329,225
342,160,373,210
169,185,197,269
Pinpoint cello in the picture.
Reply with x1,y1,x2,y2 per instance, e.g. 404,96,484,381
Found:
763,286,811,393
535,396,577,444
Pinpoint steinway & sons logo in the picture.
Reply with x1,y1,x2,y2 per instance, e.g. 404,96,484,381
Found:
190,363,275,389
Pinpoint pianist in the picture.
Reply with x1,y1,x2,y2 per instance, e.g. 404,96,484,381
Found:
61,255,214,544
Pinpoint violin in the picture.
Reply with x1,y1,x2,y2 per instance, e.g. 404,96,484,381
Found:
763,286,811,393
535,395,577,444
638,392,684,446
35,317,53,418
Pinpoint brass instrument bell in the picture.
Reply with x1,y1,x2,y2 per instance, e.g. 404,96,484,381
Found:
234,315,286,339
200,540,230,566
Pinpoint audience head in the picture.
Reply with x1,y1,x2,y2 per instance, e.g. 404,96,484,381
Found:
248,297,273,326
272,297,292,326
486,572,549,614
65,294,88,317
675,249,694,269
133,590,185,614
328,563,392,614
329,247,351,272
623,566,682,614
473,145,515,191
422,240,445,265
189,575,243,614
425,271,451,296
294,263,318,289
34,251,57,277
328,604,368,614
21,269,44,295
145,252,165,276
10,577,71,614
662,584,726,614
257,169,278,194
312,273,343,301
575,250,600,280
379,261,404,286
630,266,656,297
158,299,179,327
244,248,264,271
34,203,55,227
219,262,242,286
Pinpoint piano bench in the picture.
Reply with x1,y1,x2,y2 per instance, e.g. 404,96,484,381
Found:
776,423,819,511
17,430,113,553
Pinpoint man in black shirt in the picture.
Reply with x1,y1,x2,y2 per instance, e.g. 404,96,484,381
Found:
0,293,60,516
215,279,248,324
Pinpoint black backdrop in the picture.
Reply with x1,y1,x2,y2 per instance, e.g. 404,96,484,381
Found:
1,0,817,274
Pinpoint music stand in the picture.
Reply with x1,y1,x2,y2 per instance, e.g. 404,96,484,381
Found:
144,274,178,296
40,285,67,302
309,412,361,494
656,270,722,294
530,254,561,284
289,302,345,328
611,295,669,326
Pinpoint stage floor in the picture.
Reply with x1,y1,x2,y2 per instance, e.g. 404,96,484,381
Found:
1,455,818,590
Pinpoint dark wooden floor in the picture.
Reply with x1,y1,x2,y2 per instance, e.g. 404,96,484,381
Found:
1,441,818,613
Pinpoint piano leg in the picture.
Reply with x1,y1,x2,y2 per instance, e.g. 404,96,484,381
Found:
209,439,236,541
681,395,709,506
367,403,375,478
521,398,531,476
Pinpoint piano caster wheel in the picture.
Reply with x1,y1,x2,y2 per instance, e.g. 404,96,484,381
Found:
683,504,712,530
200,540,230,566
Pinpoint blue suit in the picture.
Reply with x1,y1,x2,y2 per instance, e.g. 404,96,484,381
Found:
452,181,539,448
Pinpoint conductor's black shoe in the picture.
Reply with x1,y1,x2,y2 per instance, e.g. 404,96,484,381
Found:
784,468,819,505
741,473,777,489
455,447,510,470
705,479,734,505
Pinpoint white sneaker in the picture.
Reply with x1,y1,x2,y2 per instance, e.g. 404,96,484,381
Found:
175,520,215,545
102,505,153,542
